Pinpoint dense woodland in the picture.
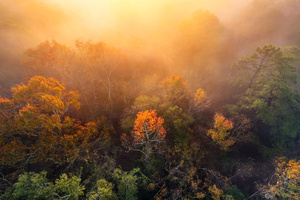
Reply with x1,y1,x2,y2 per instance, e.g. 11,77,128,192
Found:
0,0,300,199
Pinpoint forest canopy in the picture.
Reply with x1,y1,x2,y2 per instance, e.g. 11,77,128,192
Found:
0,0,299,199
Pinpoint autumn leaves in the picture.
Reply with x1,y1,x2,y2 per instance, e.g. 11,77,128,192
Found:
0,76,112,166
121,74,237,167
0,72,243,172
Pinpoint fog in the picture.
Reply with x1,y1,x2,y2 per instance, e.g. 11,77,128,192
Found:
0,0,300,94
0,0,246,58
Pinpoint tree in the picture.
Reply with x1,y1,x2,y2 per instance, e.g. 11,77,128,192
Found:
231,44,300,147
7,171,54,200
162,105,194,145
157,147,226,200
160,75,190,109
54,173,85,200
87,179,117,200
160,75,210,118
0,76,111,167
173,10,224,92
23,40,131,120
121,110,166,171
122,75,209,146
112,168,139,200
207,112,252,151
190,88,211,118
1,171,85,200
207,113,235,151
23,40,72,81
259,158,300,199
74,40,127,119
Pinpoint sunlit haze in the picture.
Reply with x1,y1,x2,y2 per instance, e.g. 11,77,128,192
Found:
0,1,300,199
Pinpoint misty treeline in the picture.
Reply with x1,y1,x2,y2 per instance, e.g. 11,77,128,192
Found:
0,0,300,200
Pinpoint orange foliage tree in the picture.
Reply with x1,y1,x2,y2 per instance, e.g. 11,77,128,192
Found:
0,76,111,167
121,110,166,170
122,75,210,146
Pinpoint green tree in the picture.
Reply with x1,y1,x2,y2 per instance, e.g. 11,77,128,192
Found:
87,179,117,200
6,171,54,200
230,44,300,147
113,168,139,200
162,105,194,145
1,171,85,200
54,174,85,200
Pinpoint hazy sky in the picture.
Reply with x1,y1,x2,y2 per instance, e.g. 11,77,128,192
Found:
1,0,299,92
0,0,254,52
0,0,298,66
36,0,249,44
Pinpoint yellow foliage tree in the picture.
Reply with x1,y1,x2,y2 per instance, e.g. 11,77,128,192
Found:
0,76,111,166
207,113,235,151
259,158,300,199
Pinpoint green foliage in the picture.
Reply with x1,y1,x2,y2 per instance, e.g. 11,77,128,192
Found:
146,154,165,176
160,75,190,110
85,166,149,200
2,171,84,200
121,116,136,133
83,156,117,188
131,95,160,112
122,75,208,148
222,185,245,200
4,171,53,200
162,105,194,145
54,174,85,200
221,194,234,200
87,179,117,200
2,32,300,200
231,44,300,147
113,168,138,200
